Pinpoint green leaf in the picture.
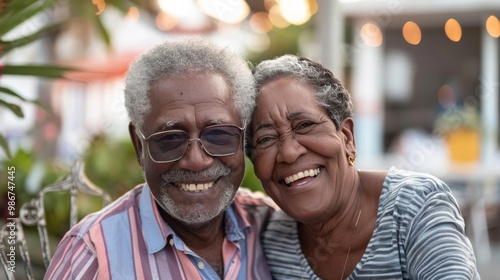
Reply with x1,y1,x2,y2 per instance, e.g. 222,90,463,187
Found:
1,65,76,79
0,0,61,36
0,20,65,57
0,99,24,117
0,86,28,101
0,134,11,158
0,86,47,110
95,16,112,49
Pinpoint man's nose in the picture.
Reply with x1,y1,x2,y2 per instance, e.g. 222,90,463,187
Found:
177,139,215,171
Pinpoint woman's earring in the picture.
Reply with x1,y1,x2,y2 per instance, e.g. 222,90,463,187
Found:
348,152,357,167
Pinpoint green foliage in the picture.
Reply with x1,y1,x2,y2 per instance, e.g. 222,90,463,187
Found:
434,105,481,135
242,157,264,193
83,135,144,199
0,0,74,157
0,0,61,38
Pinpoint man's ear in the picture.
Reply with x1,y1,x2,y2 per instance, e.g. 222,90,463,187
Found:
340,118,356,151
129,122,144,167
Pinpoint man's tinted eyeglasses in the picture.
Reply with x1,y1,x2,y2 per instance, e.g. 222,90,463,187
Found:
138,124,245,163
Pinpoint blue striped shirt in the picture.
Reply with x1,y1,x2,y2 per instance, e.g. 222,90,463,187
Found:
262,167,480,279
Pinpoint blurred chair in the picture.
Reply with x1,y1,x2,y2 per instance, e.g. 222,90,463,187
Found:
0,161,111,280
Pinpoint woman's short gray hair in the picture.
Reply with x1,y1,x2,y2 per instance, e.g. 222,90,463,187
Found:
124,36,256,129
253,55,353,128
247,55,353,156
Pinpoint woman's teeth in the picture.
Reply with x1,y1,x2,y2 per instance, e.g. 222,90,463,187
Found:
284,168,321,184
179,182,214,192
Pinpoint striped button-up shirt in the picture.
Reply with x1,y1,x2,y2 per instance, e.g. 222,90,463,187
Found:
44,184,276,280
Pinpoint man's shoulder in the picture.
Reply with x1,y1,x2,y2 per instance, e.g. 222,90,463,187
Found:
235,187,278,209
233,188,278,232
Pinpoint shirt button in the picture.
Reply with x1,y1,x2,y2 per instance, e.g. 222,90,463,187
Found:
197,262,205,270
169,239,174,246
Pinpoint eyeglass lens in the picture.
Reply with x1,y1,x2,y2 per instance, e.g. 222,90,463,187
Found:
147,125,242,162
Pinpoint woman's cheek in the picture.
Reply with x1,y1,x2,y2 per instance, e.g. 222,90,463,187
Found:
253,153,275,182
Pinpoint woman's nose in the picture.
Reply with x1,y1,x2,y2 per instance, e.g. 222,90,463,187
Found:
276,134,307,163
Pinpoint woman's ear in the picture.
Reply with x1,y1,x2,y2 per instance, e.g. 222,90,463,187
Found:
128,122,144,167
340,118,356,151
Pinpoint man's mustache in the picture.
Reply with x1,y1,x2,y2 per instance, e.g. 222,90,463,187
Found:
161,164,232,183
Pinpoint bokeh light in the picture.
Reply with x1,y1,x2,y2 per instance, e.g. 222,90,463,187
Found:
264,0,277,10
250,12,273,34
268,4,290,28
125,7,140,23
157,0,198,19
445,18,462,42
93,0,105,15
277,0,312,25
402,21,422,45
486,15,500,38
360,22,383,47
198,0,250,24
156,12,178,31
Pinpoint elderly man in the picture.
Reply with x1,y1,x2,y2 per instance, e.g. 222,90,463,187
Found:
45,37,275,280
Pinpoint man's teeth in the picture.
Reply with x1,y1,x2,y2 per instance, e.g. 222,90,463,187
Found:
284,168,320,184
179,182,214,192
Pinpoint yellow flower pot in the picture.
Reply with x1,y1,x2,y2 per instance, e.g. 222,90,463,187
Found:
445,128,480,163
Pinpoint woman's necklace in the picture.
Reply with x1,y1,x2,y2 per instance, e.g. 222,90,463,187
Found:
339,171,363,280
339,207,361,280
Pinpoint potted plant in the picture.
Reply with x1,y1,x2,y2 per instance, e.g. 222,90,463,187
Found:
434,105,481,163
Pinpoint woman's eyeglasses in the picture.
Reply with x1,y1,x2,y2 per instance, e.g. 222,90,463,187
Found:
138,124,245,163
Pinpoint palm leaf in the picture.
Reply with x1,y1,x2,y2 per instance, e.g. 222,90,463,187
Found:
0,99,23,117
0,20,65,57
95,16,112,49
0,86,46,108
0,134,11,158
0,0,61,36
1,65,76,79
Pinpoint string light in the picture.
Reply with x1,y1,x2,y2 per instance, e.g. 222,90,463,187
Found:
276,0,312,25
402,21,422,45
360,22,383,47
198,0,250,25
268,4,290,28
125,7,140,23
250,12,273,33
445,18,462,42
486,15,500,38
156,12,178,31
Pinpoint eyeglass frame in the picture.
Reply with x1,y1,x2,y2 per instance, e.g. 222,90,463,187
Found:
137,123,246,163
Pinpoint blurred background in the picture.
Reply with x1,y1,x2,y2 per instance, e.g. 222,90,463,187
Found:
1,0,499,279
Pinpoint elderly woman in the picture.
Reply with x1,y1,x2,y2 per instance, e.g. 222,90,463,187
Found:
246,55,480,279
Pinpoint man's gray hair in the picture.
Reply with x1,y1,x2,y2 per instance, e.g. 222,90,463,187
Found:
124,36,256,129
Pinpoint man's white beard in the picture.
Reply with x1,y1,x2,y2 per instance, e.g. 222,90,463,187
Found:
158,180,237,227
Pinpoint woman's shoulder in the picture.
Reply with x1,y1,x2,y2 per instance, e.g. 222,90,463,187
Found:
266,210,297,233
382,167,452,199
377,167,460,225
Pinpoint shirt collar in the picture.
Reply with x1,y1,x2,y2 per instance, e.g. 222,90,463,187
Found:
224,200,252,242
139,184,170,254
139,185,252,254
